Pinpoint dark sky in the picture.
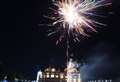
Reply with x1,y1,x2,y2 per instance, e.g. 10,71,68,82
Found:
1,0,120,80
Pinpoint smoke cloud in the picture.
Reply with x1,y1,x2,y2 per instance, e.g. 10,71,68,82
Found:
80,43,120,82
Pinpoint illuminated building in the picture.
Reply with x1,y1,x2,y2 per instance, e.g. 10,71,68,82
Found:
66,58,81,82
36,67,66,82
36,59,81,82
36,68,112,82
36,59,112,82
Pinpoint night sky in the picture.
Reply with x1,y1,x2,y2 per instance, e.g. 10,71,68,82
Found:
1,0,120,80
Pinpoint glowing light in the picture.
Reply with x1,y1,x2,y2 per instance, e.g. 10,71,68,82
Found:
47,0,111,42
46,74,49,78
56,75,59,78
51,68,56,72
51,74,55,78
60,73,64,79
36,70,42,82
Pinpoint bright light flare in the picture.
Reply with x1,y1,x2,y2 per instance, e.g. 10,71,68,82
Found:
59,1,79,25
47,0,111,43
58,0,92,32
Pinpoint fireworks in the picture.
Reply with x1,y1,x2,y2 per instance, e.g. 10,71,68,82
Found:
46,0,110,43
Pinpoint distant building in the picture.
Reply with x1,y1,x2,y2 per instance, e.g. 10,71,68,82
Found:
36,59,81,82
36,59,112,82
37,67,66,82
66,58,81,82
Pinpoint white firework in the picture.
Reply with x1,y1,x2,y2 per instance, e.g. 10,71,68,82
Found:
46,0,111,43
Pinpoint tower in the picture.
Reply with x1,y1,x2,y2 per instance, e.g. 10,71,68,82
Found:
67,58,81,82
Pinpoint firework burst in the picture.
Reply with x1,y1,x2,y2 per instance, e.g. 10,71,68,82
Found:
46,0,111,43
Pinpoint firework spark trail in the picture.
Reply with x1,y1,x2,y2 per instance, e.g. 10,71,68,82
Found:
44,1,111,80
46,0,111,43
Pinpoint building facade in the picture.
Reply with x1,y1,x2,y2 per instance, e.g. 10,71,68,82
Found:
36,59,81,82
36,67,66,82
